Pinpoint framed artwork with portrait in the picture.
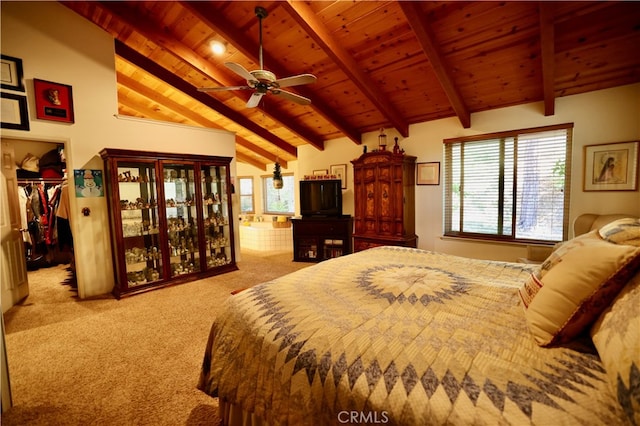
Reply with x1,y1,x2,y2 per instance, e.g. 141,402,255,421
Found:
33,78,75,123
583,141,639,191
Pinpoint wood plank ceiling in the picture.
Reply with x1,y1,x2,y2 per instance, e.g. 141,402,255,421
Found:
61,1,640,170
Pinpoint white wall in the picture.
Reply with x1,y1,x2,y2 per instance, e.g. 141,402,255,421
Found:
1,2,237,297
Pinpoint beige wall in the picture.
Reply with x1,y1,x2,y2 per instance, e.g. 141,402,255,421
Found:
242,83,640,262
1,2,237,297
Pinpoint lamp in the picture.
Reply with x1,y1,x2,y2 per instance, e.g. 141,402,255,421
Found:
378,128,387,151
209,39,227,56
273,161,283,189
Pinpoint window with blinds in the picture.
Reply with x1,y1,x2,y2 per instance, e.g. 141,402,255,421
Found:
444,123,573,243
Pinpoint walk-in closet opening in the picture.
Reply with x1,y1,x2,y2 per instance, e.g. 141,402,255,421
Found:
2,138,76,311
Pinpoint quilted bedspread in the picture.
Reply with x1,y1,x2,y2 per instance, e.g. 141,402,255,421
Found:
198,247,626,425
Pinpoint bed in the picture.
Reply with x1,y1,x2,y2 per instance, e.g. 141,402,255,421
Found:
198,215,640,425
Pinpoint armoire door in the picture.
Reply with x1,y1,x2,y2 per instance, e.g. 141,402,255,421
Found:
375,163,394,236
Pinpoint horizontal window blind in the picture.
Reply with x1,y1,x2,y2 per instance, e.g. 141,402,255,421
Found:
444,123,573,243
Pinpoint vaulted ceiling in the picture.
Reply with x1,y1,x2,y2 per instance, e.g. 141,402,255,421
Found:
62,1,640,170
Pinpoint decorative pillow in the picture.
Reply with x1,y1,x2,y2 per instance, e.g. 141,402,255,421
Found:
599,217,640,246
591,270,640,426
519,230,640,346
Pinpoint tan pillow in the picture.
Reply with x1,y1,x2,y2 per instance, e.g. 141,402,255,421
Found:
599,217,640,246
519,230,640,346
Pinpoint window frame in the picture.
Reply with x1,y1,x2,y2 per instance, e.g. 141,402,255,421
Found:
262,173,295,215
237,176,255,214
443,123,573,244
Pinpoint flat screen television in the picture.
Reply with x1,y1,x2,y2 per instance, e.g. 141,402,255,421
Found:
300,179,342,217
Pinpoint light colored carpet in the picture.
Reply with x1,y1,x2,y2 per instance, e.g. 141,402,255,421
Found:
2,250,309,425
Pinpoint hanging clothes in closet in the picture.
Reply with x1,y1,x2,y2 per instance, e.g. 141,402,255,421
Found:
18,179,67,269
15,146,71,270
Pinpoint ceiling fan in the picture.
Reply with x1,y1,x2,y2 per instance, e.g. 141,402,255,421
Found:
198,6,317,108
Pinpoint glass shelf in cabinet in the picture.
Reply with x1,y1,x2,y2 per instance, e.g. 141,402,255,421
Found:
119,200,157,210
127,268,161,287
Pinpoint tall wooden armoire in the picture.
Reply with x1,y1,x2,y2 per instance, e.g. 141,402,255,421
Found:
351,150,417,251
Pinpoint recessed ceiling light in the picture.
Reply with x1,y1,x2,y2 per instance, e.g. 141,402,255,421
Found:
209,40,226,55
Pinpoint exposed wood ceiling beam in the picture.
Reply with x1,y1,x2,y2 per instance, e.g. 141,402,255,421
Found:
117,72,222,129
283,0,410,138
235,139,287,168
118,96,174,123
539,2,556,116
236,152,268,171
181,1,362,146
117,72,283,168
115,39,298,158
98,1,322,152
399,2,471,129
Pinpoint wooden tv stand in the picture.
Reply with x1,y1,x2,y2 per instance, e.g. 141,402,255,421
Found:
291,216,353,262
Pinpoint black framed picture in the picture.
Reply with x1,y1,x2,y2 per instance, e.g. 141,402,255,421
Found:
1,54,25,92
1,92,30,131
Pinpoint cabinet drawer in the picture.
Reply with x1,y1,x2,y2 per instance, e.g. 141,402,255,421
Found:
293,219,350,236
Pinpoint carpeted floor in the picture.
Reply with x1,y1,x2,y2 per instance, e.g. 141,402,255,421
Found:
2,250,309,425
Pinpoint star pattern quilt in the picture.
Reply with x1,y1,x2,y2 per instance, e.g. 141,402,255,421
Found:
198,247,628,425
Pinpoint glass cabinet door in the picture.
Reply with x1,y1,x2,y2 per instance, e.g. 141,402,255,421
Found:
117,162,163,288
163,163,200,277
201,165,232,269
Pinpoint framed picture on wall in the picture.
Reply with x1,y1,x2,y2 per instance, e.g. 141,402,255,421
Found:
1,54,25,92
583,141,639,191
417,162,440,185
34,78,75,123
1,92,29,131
330,164,347,189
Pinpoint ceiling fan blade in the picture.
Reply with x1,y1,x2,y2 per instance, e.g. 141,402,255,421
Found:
198,85,251,92
246,91,265,108
225,62,257,83
270,89,312,106
273,74,317,89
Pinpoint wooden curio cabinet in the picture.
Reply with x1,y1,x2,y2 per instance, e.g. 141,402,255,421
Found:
351,150,417,251
100,149,237,298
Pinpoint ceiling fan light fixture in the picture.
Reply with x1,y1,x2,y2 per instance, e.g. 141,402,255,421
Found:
198,5,317,109
209,39,227,56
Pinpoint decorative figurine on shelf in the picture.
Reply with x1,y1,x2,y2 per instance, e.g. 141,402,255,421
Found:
273,161,283,189
393,137,401,154
378,128,387,151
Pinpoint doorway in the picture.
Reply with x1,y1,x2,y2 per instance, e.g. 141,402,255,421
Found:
1,138,75,312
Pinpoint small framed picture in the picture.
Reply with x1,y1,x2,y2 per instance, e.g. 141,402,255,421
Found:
330,164,347,189
1,54,25,92
34,78,75,123
584,141,639,191
417,162,440,185
74,169,104,198
1,92,30,131
313,169,328,176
